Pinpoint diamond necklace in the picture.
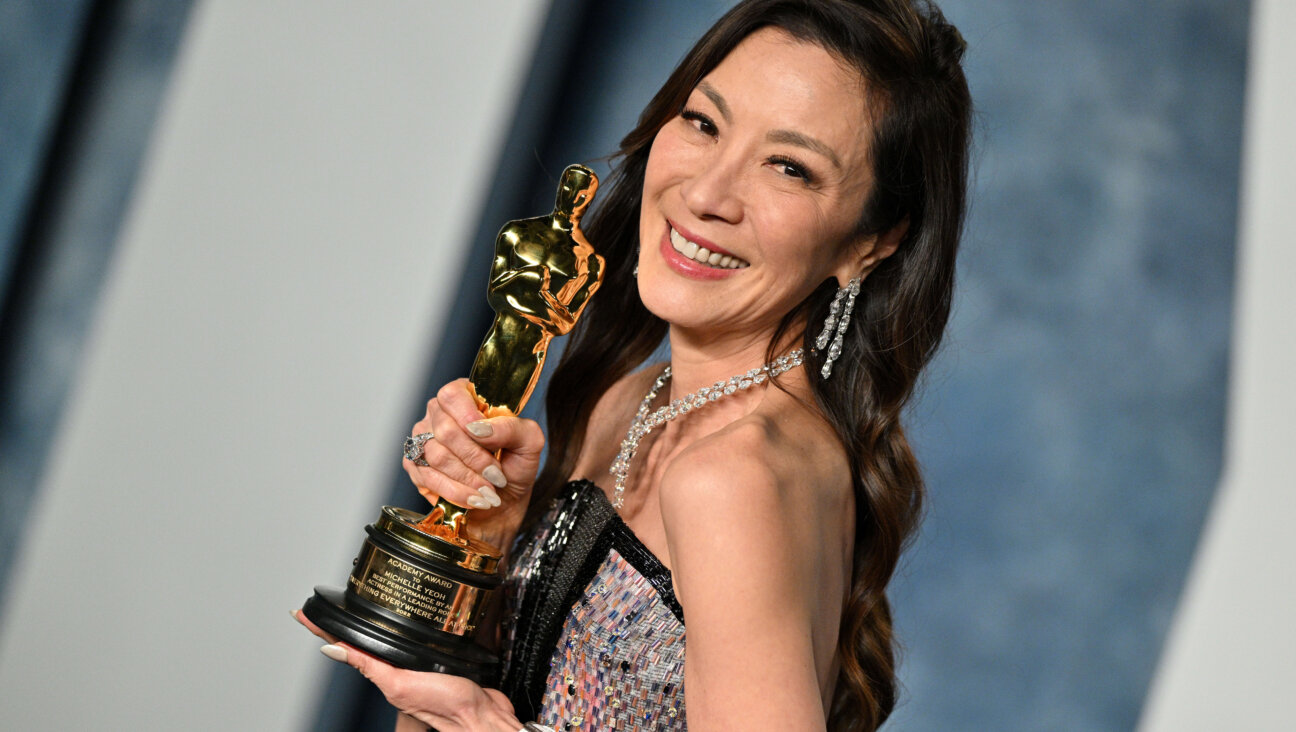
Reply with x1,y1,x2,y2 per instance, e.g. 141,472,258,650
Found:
610,348,805,509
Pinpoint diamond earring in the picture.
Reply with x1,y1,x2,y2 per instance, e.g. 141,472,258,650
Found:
814,277,860,380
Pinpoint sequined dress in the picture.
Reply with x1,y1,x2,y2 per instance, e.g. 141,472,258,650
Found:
500,480,687,731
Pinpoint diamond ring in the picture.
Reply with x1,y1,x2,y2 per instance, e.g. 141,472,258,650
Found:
403,432,434,467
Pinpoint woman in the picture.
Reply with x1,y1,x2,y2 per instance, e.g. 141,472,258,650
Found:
297,0,970,729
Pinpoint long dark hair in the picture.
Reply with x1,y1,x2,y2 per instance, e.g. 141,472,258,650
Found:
529,1,970,729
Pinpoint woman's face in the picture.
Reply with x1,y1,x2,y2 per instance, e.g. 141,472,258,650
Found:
638,27,882,349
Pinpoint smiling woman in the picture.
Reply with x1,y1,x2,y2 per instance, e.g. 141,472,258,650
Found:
638,28,883,343
297,1,971,730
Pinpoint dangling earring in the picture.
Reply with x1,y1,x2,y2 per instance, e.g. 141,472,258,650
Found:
814,276,860,380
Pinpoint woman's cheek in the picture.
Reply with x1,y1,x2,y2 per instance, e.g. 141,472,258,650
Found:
648,128,704,184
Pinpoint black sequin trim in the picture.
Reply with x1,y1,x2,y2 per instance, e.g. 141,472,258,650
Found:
604,516,685,623
503,482,611,718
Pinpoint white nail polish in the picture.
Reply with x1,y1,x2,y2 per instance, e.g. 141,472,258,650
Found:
467,420,493,437
479,486,501,507
467,495,491,509
320,644,348,663
483,465,507,488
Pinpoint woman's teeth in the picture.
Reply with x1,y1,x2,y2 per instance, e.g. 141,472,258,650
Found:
670,227,749,269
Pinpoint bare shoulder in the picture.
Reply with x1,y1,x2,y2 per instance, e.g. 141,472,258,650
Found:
659,395,851,525
657,392,854,604
657,390,855,686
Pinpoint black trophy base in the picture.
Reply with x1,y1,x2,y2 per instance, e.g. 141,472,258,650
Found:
303,586,500,686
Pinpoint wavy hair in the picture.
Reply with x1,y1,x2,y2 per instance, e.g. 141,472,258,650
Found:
527,1,971,729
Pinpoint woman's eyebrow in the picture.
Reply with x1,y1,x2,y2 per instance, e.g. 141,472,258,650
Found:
768,129,842,169
696,81,732,121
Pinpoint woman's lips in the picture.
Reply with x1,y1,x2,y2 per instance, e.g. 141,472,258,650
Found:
668,228,750,269
667,220,749,268
658,226,741,280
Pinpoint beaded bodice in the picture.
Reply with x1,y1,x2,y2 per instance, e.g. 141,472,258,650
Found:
501,481,687,730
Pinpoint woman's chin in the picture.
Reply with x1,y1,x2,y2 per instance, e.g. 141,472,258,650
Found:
639,282,772,341
636,277,707,327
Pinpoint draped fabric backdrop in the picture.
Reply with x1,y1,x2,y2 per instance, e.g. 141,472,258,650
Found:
1,2,1290,730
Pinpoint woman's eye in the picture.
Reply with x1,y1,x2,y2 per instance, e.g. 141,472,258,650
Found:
681,109,717,136
769,156,815,184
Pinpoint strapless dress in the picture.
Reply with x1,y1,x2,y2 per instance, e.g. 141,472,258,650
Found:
500,480,687,731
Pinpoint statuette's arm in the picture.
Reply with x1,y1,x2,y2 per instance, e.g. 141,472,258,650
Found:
487,264,576,335
558,250,603,327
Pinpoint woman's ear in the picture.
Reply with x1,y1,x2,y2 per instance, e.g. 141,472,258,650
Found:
836,218,908,284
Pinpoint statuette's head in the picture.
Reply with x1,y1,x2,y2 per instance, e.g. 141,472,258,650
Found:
555,165,598,219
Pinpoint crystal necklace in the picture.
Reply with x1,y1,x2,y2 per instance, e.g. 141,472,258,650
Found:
610,348,805,509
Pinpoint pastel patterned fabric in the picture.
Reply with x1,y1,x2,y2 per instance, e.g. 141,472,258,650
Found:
501,481,687,730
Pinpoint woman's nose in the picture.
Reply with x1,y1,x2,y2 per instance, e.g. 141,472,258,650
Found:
679,149,744,223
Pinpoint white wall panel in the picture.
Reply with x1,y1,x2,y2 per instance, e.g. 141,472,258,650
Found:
0,1,548,729
1138,0,1296,728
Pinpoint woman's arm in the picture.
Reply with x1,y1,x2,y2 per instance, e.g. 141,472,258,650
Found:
660,424,847,730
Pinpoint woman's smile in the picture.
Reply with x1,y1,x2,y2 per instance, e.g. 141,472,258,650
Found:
657,219,749,282
668,221,750,270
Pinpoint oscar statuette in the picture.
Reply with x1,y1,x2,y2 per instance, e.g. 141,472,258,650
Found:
302,165,604,684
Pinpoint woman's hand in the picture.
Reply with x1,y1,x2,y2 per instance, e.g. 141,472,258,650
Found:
293,611,523,732
404,378,545,547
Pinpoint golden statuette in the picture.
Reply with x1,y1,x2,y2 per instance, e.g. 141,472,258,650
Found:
302,165,603,683
470,163,604,416
418,164,603,539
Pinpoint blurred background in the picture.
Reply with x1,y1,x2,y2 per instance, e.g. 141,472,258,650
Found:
1,0,1291,730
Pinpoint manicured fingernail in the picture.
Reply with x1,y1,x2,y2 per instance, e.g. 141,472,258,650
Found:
467,420,493,437
483,465,507,489
467,495,491,509
320,644,348,663
478,486,501,507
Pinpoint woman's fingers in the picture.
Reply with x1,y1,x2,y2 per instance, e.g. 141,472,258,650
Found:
459,414,545,461
314,641,515,729
400,385,505,509
412,429,498,488
320,642,386,683
293,612,420,702
405,459,499,510
403,379,545,509
434,379,545,464
434,378,488,425
424,407,506,488
292,609,340,645
461,415,545,488
317,644,428,714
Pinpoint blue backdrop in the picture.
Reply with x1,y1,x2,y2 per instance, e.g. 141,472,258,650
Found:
0,1,1249,729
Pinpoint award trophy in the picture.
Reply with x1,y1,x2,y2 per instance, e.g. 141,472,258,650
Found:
302,165,604,684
